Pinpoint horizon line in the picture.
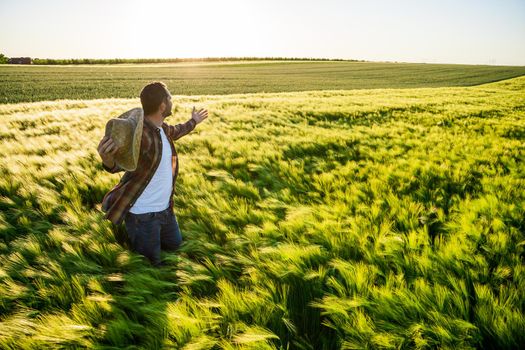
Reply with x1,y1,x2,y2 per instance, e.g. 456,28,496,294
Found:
2,55,525,67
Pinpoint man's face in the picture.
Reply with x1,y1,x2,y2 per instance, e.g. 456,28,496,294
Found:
161,92,173,118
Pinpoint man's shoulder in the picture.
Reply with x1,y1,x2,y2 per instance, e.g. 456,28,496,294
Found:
140,123,157,145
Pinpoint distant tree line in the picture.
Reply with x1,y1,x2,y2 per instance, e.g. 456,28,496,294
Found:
0,54,365,65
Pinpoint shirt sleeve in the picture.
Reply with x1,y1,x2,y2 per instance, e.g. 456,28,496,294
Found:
166,118,197,141
102,161,124,173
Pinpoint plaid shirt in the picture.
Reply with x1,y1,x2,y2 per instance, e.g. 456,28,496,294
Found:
100,116,197,225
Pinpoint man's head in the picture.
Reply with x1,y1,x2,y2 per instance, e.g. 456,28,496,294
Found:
140,82,173,118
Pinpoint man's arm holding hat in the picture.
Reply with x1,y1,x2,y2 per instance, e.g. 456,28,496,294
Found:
166,107,208,140
102,161,124,174
98,136,124,173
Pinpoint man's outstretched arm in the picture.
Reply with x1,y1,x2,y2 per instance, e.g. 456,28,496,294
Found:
166,118,197,141
166,107,208,140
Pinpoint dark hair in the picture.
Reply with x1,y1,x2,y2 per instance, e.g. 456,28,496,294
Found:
140,82,169,115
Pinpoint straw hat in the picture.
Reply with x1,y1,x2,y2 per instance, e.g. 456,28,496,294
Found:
104,107,144,171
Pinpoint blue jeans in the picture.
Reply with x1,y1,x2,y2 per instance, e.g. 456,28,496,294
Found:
124,207,182,267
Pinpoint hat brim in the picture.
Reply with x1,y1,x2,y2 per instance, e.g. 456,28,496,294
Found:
104,107,144,171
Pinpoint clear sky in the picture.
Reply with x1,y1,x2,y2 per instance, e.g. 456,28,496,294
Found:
1,0,524,65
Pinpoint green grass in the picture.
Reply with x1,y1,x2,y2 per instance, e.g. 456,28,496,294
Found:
0,76,524,349
1,60,525,103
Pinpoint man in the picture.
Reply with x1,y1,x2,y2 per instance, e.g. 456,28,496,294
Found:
97,81,208,267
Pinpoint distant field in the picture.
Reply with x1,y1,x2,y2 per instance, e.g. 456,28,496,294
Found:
0,77,524,348
1,60,525,103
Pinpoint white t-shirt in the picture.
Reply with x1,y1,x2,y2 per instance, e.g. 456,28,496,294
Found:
129,125,173,214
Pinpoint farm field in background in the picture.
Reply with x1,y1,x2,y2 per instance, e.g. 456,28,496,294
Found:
0,75,524,348
1,60,525,103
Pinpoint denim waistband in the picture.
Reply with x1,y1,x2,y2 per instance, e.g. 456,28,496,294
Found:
127,206,171,218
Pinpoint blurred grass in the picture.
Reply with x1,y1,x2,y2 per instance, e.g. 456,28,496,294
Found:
1,60,525,103
0,76,524,348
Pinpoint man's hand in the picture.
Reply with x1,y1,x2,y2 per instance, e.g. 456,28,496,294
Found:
191,106,208,124
97,136,119,168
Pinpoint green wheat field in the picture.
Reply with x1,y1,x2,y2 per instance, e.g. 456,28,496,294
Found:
2,60,525,103
0,61,524,349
